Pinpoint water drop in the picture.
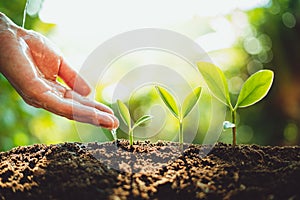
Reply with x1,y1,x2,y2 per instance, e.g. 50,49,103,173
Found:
111,129,118,150
111,129,117,141
223,121,235,129
22,0,29,28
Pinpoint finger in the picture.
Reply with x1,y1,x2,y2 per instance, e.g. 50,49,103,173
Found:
64,90,114,115
42,80,118,128
37,90,119,129
58,59,91,96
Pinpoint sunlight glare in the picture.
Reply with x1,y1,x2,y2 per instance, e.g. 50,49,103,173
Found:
39,0,269,67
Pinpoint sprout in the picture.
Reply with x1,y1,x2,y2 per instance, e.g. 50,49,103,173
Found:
197,62,274,146
117,100,152,146
155,86,202,145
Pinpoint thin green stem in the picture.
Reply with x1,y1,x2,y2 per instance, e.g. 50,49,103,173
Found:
179,119,183,145
129,128,133,146
231,110,237,146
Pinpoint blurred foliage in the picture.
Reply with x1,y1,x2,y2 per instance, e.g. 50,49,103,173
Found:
232,0,300,145
215,0,300,145
0,0,299,151
0,0,54,33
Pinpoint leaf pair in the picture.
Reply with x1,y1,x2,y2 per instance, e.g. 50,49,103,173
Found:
117,100,152,145
117,100,152,129
155,85,202,144
197,61,274,145
197,62,274,111
155,86,202,121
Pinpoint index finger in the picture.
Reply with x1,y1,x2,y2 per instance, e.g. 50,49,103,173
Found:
37,90,119,129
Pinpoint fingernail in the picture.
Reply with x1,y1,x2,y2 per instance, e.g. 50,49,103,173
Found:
97,112,114,128
105,115,119,130
111,115,119,129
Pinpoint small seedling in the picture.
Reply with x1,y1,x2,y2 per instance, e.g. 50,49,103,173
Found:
155,86,202,145
117,100,152,146
197,62,274,146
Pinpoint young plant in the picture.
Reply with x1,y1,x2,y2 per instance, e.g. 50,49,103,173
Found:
117,100,152,146
197,62,274,146
155,86,202,145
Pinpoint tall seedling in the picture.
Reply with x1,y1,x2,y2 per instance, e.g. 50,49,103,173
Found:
197,62,274,145
155,86,202,145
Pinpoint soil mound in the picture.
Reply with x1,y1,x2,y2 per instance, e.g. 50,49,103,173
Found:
0,140,299,199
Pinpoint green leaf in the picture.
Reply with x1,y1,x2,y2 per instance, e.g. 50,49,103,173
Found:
117,100,131,128
197,62,232,109
182,87,202,119
155,86,179,118
132,115,153,130
235,70,274,109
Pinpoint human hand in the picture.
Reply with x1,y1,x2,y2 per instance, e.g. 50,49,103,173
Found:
0,13,119,129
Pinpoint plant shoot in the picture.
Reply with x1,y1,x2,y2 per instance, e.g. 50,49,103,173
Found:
117,100,152,146
155,86,202,145
197,62,274,146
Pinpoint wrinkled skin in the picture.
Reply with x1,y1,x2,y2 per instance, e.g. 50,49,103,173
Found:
0,13,119,129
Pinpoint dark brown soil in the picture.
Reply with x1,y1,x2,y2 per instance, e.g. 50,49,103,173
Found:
0,140,299,200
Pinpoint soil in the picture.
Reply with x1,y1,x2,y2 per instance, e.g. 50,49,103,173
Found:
0,140,299,200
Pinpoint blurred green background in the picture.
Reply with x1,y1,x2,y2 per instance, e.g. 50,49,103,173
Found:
0,0,299,151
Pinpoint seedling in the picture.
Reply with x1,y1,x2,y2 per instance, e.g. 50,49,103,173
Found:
155,86,202,145
197,62,274,146
117,100,152,146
